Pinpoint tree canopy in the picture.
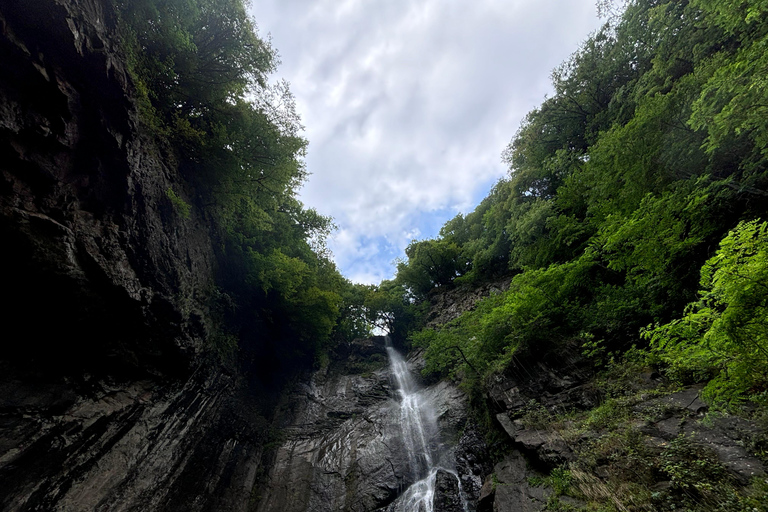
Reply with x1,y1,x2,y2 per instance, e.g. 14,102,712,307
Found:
114,0,768,401
396,0,768,407
114,0,377,380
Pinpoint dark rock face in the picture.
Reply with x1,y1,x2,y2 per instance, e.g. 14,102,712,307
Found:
433,469,465,512
490,451,550,512
631,387,766,484
425,278,512,329
482,346,767,511
0,0,213,378
486,349,597,418
0,366,266,512
453,418,494,505
0,1,269,510
257,340,470,512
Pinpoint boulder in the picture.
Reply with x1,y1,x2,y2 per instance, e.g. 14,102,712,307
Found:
433,469,464,512
491,451,550,512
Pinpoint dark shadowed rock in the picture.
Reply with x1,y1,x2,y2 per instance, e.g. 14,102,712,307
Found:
434,469,464,512
0,0,215,378
0,1,267,510
454,419,494,504
0,362,273,512
513,429,574,466
257,348,470,512
477,476,495,512
491,451,550,512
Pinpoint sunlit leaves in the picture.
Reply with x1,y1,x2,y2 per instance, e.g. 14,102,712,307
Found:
646,220,768,404
403,0,768,401
396,238,469,298
691,41,768,164
117,0,276,119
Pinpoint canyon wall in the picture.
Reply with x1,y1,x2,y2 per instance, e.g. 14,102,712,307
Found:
0,2,266,510
2,2,764,511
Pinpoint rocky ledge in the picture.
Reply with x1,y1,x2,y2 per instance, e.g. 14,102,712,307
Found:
0,2,269,510
480,347,768,511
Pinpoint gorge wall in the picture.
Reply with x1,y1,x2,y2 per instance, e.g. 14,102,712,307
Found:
0,0,213,378
0,1,267,510
2,1,766,512
255,337,482,512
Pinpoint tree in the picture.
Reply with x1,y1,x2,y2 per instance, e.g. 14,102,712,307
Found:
405,0,768,399
364,280,426,340
117,0,276,123
646,219,768,404
113,0,348,375
396,239,468,298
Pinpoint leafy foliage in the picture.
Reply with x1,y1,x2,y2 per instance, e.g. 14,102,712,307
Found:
165,187,192,218
646,220,768,404
395,238,468,299
396,0,768,411
112,0,365,378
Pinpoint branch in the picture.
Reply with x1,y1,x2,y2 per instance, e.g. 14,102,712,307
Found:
445,345,481,376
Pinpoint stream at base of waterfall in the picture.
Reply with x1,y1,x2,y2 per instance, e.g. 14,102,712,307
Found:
385,338,469,512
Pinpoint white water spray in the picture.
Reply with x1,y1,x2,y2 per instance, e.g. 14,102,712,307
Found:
385,338,468,512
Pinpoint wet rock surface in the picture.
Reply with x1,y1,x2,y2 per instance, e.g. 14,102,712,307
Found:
433,469,465,512
454,420,494,505
257,338,470,512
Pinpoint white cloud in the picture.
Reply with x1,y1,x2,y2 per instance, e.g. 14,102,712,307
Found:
250,0,605,284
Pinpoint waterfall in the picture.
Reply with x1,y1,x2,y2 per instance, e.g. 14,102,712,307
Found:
385,338,468,512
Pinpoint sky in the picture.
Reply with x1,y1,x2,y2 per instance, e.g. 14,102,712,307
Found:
249,0,607,284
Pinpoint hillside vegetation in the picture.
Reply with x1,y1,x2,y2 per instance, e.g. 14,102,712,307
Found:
113,0,768,407
112,0,383,378
389,0,768,407
379,2,768,508
113,0,768,410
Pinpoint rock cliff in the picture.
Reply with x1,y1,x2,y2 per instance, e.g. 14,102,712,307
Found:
0,1,267,510
480,347,767,511
256,337,473,512
0,0,211,377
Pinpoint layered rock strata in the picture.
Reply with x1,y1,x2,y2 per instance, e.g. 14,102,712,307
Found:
257,338,471,512
0,2,267,510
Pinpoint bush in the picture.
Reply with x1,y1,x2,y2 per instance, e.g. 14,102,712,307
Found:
646,219,768,406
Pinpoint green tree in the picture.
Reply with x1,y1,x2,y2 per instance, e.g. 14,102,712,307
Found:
646,219,768,404
114,0,348,375
117,0,275,123
403,0,768,399
395,238,468,298
364,279,426,340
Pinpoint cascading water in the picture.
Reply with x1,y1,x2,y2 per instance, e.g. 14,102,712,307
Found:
385,338,468,512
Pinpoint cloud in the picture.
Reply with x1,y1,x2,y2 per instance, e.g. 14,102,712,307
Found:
250,0,604,284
